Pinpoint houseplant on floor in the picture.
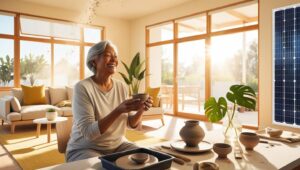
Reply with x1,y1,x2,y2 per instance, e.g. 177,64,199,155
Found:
204,84,256,139
119,52,147,100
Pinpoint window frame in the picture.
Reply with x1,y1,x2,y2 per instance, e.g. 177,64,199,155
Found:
0,10,105,90
145,0,259,129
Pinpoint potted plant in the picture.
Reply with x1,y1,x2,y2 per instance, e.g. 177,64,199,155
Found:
119,52,148,100
46,108,57,121
204,84,256,138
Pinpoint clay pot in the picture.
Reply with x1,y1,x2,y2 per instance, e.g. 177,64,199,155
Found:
130,153,149,164
179,120,205,147
239,132,259,150
213,143,232,158
266,128,283,138
132,93,149,102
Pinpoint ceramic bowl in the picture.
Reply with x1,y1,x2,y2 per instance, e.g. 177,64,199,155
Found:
239,132,259,150
193,162,219,170
129,153,149,164
213,143,232,158
266,128,283,138
132,93,149,102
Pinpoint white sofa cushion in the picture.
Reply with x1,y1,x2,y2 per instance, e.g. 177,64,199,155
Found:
20,105,62,120
66,86,73,101
7,112,21,122
143,107,164,115
11,97,21,112
49,87,68,105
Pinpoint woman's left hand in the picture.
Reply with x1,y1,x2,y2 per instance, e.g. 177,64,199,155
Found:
141,96,153,111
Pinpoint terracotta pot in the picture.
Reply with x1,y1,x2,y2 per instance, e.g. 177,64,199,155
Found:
132,93,149,101
46,111,57,121
239,132,259,150
213,143,232,158
266,128,283,138
179,120,205,147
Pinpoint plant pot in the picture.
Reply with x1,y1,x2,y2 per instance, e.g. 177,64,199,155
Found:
132,93,149,101
179,120,205,147
239,132,259,150
213,143,232,158
46,111,57,121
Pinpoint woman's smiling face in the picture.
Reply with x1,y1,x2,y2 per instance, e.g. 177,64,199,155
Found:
94,45,118,76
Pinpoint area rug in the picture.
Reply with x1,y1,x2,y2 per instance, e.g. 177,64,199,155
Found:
0,125,165,170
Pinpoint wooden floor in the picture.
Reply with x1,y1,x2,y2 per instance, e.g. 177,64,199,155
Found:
0,115,195,170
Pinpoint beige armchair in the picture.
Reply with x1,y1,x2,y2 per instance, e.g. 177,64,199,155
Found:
56,117,73,153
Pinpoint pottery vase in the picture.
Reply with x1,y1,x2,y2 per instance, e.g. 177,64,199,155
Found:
46,111,57,121
179,120,205,147
239,132,259,150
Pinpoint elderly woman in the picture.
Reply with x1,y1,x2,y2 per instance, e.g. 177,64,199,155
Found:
66,40,152,162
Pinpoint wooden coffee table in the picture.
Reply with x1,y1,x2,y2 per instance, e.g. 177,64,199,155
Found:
33,117,68,143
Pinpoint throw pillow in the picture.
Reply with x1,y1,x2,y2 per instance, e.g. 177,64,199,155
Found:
49,87,68,105
147,87,160,107
11,97,21,112
11,88,23,105
21,85,47,105
55,100,72,108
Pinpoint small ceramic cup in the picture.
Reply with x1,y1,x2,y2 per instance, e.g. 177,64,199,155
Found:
129,153,149,164
239,132,259,150
132,93,149,102
266,128,283,138
213,143,232,158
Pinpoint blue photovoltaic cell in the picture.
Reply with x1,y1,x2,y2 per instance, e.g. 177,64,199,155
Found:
274,6,300,126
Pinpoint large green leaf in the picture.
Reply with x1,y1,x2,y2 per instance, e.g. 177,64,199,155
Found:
137,69,146,80
204,97,227,122
134,61,145,78
119,72,131,85
129,52,140,75
226,85,256,110
121,61,132,82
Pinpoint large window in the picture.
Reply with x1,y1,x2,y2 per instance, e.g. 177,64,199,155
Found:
147,1,258,127
0,39,14,87
0,12,104,88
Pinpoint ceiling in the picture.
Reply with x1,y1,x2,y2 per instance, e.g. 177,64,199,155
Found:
17,0,193,20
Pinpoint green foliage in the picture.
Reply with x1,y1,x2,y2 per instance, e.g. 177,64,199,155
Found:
0,55,14,85
47,108,56,112
21,53,47,86
204,84,256,123
119,52,146,95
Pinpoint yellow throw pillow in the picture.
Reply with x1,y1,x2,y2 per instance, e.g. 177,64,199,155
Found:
147,87,160,107
21,85,46,105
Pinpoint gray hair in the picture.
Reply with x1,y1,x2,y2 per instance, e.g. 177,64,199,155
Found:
86,40,118,74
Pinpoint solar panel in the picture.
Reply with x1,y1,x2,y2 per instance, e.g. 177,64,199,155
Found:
273,4,300,126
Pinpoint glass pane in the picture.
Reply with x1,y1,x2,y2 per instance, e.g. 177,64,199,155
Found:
84,27,101,43
84,46,93,78
54,44,80,86
177,15,206,38
211,3,258,32
0,39,14,86
0,14,14,35
149,44,174,113
211,30,258,126
20,16,80,40
178,40,205,114
20,41,51,86
149,23,173,43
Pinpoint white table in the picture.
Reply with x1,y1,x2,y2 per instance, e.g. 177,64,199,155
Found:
39,129,300,170
33,117,68,143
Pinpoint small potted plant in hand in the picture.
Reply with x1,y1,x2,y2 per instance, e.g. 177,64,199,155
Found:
46,108,57,121
119,52,148,101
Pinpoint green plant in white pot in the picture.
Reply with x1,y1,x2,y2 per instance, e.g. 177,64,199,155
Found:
204,84,256,138
119,52,148,100
46,108,57,121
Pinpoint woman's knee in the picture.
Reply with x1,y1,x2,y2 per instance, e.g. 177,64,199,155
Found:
66,149,101,162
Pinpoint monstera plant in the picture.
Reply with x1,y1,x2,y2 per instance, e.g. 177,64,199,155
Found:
204,84,256,136
119,52,146,96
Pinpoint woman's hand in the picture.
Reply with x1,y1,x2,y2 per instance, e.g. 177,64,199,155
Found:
115,98,145,114
141,96,153,111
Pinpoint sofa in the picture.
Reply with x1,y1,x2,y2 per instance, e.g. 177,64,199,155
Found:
0,87,73,133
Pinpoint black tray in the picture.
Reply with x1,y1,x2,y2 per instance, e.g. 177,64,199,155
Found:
100,148,174,170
